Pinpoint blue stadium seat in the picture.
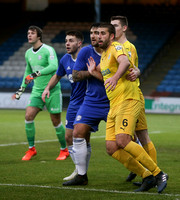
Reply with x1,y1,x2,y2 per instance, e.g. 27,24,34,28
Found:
156,85,166,92
165,86,174,92
174,86,180,93
168,70,176,76
164,75,172,80
0,82,5,88
160,80,169,85
173,64,180,70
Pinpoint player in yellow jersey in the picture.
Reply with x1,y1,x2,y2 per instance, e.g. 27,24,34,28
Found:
110,15,159,183
87,23,167,193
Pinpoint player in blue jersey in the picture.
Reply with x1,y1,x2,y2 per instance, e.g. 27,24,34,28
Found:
42,30,88,175
62,23,110,186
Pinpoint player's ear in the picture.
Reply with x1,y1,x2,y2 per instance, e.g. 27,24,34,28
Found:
78,40,82,47
123,25,128,32
110,33,115,41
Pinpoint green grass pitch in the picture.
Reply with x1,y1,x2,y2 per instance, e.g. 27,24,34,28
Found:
0,109,180,200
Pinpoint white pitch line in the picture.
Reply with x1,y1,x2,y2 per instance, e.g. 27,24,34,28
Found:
0,183,179,197
0,131,163,147
0,135,105,147
149,131,162,134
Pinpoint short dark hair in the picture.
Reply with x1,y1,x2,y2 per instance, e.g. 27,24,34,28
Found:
28,25,43,42
98,23,116,37
66,30,84,42
110,16,128,27
90,23,101,30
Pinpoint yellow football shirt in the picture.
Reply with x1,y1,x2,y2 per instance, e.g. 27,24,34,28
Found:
100,41,140,108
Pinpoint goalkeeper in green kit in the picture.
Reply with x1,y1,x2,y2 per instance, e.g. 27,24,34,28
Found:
12,25,69,161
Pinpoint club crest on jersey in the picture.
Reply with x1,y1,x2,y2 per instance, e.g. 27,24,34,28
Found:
76,115,82,121
115,45,122,51
50,55,54,60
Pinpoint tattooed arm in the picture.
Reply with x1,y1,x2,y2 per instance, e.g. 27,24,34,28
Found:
72,70,92,82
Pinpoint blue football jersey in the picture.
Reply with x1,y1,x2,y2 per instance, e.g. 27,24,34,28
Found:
73,45,109,107
56,53,86,106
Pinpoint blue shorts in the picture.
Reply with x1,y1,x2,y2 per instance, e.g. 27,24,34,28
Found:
66,103,81,129
73,103,109,132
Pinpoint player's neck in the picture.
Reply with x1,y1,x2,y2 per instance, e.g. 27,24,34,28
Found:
71,47,81,60
94,47,103,55
32,41,43,50
117,34,127,44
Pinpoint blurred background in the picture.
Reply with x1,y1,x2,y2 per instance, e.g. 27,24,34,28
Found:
0,0,180,113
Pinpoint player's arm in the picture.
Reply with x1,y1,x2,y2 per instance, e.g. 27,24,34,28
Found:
72,47,93,82
12,56,32,100
42,74,61,102
126,65,140,81
87,57,103,81
126,46,140,81
72,70,91,82
105,55,130,91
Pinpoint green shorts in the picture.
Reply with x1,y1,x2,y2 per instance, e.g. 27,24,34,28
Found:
27,91,62,114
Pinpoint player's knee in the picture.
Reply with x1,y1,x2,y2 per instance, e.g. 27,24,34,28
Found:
73,125,87,138
106,147,114,156
72,129,82,138
116,134,131,149
106,141,118,156
25,113,34,121
52,120,60,127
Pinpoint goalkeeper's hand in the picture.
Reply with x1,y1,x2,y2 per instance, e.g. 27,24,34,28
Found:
12,87,25,100
25,71,41,84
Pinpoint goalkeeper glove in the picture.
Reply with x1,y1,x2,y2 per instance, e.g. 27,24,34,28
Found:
13,87,25,100
25,71,41,84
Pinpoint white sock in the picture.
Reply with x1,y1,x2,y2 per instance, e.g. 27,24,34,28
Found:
73,138,87,175
86,143,91,171
68,145,78,170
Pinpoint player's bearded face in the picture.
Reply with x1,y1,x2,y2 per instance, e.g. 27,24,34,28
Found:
99,37,110,49
98,29,111,50
90,28,99,47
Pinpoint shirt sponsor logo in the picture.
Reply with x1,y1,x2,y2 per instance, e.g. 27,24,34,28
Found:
51,108,59,111
101,68,111,76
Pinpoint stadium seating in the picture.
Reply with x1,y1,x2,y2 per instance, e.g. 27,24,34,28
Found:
0,22,92,92
155,58,180,94
130,22,175,73
0,15,178,96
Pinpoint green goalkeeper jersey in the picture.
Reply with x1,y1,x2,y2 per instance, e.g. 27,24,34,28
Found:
21,44,60,94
